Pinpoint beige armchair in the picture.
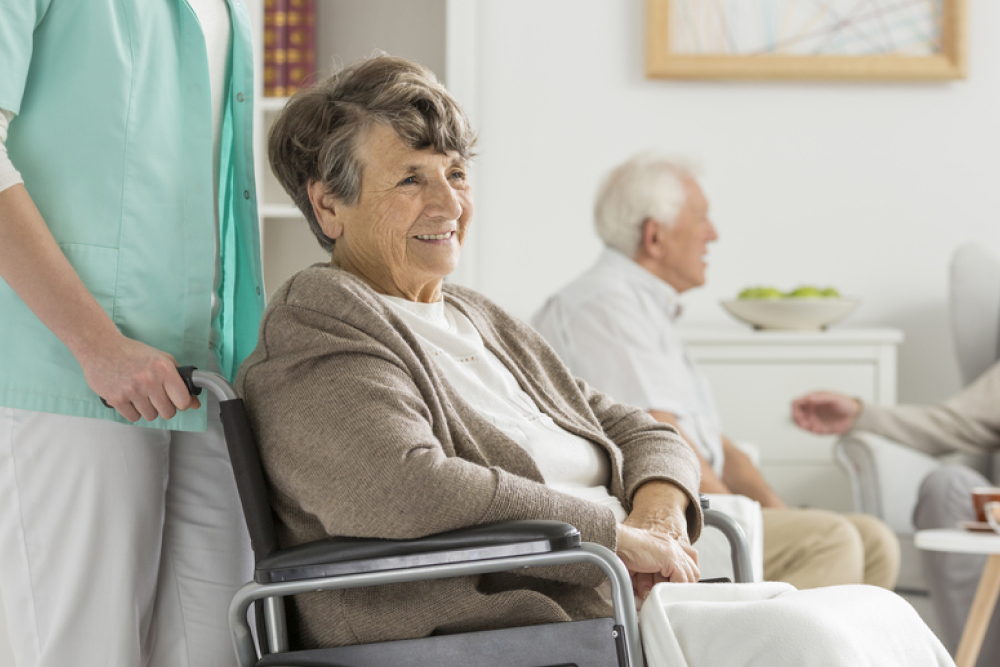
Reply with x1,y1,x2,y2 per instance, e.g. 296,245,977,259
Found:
834,242,1000,590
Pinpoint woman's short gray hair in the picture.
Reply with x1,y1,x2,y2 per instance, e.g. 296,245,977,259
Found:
268,55,476,252
593,153,696,257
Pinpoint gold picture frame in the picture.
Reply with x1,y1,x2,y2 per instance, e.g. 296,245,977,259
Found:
646,0,967,80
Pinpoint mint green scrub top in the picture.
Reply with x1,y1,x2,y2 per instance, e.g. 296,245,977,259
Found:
0,0,265,431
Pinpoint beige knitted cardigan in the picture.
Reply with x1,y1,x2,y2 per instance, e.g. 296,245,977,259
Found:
235,264,702,649
855,359,1000,457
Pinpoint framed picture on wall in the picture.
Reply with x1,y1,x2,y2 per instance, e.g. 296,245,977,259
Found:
646,0,967,80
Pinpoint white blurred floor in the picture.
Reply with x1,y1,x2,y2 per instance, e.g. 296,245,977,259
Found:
0,586,12,667
901,589,943,643
895,535,945,647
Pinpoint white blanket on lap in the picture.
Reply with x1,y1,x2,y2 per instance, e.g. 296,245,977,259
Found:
640,582,954,667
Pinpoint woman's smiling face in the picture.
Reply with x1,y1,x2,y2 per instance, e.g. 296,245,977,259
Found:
311,123,473,302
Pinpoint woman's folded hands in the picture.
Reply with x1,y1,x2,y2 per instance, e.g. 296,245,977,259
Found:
615,480,700,599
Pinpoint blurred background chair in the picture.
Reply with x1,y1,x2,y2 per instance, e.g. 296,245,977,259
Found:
835,242,1000,594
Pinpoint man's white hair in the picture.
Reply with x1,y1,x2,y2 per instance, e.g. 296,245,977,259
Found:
594,153,697,256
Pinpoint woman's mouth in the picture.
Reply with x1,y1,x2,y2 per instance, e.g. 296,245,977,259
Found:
414,231,455,241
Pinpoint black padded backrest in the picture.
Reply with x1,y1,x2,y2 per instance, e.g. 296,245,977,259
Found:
219,398,280,563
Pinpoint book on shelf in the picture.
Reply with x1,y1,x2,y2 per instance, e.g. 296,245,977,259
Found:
263,0,316,98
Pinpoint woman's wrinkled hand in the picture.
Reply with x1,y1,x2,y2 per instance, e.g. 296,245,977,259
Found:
616,523,699,599
79,334,200,422
616,480,699,599
791,391,860,435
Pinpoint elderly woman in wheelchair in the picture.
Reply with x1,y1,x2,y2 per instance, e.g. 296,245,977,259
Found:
234,54,954,666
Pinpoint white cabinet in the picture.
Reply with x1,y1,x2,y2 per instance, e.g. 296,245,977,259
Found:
680,326,903,512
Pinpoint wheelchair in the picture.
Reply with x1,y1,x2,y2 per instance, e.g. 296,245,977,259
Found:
183,368,752,667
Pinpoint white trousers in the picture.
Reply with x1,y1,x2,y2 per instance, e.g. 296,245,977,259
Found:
0,387,251,667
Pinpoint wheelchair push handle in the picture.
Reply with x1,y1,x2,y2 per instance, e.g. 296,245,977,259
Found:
99,365,240,408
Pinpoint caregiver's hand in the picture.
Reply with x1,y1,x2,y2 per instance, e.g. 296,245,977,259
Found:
0,183,200,423
616,480,699,599
81,334,201,422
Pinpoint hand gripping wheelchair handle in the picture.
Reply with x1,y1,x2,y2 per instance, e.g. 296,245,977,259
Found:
98,365,203,409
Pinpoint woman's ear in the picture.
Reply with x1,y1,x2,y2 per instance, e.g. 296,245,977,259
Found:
308,180,344,240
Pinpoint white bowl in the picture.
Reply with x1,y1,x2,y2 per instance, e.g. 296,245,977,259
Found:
721,298,859,330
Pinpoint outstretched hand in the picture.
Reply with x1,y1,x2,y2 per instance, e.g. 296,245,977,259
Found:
791,391,860,435
79,334,200,422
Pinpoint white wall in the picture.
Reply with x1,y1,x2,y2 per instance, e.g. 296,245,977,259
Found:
467,0,1000,405
315,0,445,79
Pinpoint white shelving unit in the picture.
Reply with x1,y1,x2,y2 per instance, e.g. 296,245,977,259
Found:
244,0,478,299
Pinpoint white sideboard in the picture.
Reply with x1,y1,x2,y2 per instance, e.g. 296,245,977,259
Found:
680,326,904,513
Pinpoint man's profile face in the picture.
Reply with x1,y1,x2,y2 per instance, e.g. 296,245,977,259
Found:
660,177,718,293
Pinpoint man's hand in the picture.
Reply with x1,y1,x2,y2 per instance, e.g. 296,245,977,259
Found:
616,480,699,599
80,334,200,422
791,391,861,435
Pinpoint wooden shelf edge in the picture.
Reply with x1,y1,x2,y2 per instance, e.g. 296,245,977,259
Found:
259,204,302,218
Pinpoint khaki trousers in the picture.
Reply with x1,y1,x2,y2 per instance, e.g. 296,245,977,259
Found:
762,508,900,590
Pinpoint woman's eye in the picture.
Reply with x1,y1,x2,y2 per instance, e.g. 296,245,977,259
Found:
450,171,466,181
399,176,418,186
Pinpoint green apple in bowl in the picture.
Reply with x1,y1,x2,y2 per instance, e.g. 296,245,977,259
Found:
787,285,825,298
738,286,784,300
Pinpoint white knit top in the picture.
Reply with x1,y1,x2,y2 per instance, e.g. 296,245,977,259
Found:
381,294,628,522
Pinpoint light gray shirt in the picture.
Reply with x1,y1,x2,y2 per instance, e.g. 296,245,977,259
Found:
532,247,726,475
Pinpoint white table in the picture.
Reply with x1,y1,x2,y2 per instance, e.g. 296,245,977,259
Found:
915,528,1000,667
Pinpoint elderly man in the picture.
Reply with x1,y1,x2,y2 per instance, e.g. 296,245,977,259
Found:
532,153,900,591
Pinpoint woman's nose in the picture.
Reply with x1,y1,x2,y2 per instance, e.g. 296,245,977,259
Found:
426,176,463,219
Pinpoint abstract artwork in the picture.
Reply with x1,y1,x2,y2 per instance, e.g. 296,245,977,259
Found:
646,0,967,79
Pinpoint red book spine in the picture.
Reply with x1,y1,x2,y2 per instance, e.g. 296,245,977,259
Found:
263,0,288,97
283,0,316,95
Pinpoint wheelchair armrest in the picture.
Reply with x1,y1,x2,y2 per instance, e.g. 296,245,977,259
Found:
699,494,757,583
256,520,581,583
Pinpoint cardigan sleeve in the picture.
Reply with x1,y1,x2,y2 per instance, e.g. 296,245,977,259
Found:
238,299,617,585
577,378,703,542
854,360,1000,457
444,282,704,543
